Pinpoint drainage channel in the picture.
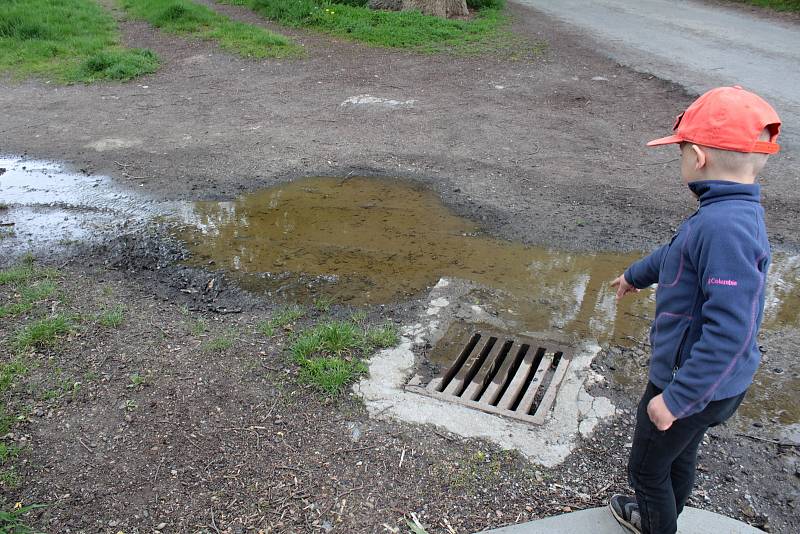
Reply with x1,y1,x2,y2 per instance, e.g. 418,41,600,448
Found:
407,331,572,425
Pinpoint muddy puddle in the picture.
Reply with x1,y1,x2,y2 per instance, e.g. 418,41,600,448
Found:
2,159,799,434
175,176,660,345
174,176,800,341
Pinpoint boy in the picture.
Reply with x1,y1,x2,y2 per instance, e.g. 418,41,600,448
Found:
608,86,781,534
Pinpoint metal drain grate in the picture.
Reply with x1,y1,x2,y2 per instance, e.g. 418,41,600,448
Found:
406,332,572,425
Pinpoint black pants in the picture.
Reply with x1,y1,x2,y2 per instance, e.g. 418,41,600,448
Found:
627,382,746,534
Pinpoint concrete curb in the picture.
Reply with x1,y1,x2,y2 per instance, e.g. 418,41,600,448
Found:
478,506,763,534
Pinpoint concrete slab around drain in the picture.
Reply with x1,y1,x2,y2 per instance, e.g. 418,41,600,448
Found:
354,277,616,467
478,506,763,534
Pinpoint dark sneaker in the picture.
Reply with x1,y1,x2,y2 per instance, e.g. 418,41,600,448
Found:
609,494,642,534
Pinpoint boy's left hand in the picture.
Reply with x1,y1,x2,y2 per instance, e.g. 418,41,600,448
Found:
647,394,677,430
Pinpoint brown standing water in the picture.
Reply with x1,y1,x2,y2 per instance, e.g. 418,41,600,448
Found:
174,176,656,346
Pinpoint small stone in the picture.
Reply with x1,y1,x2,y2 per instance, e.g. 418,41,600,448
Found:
155,523,167,530
591,76,609,81
346,422,362,442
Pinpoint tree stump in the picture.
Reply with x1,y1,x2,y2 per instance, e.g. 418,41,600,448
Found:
400,0,469,18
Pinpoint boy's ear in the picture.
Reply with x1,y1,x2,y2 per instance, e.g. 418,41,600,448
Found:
691,144,707,170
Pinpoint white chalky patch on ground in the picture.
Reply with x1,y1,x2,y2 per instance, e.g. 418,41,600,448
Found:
340,94,416,109
355,278,617,467
85,138,142,151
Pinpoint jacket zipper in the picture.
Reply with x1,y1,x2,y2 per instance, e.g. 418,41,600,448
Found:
672,326,691,380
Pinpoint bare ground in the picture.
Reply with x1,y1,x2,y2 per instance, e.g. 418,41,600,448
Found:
1,263,796,533
1,0,799,532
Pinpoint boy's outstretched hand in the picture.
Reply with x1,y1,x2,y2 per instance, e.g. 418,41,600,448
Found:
648,394,677,430
611,274,640,301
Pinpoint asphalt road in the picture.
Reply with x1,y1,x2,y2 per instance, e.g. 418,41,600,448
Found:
514,0,800,150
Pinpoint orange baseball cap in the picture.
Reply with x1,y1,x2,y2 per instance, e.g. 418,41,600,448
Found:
647,86,781,154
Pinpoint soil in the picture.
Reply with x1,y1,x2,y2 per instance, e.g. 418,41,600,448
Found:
3,263,796,533
1,0,798,532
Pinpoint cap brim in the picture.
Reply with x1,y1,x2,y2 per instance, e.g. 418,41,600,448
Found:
646,134,683,147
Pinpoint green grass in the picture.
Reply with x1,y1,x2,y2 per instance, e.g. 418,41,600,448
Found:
0,0,159,82
258,304,306,336
97,305,125,328
127,372,146,389
731,0,800,11
0,262,59,286
0,262,60,318
190,317,207,335
290,319,398,395
13,316,73,353
364,323,399,349
297,355,368,395
0,357,27,491
313,295,333,313
227,0,541,56
203,331,235,352
0,281,57,319
0,502,44,532
121,0,303,58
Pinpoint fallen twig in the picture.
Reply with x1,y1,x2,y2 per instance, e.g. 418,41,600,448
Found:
737,432,799,447
78,438,93,453
208,506,222,534
634,157,680,166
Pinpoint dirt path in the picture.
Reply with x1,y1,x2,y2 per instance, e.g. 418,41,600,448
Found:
1,2,797,253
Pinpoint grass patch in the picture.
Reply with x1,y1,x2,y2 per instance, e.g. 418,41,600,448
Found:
0,0,159,82
297,356,368,395
0,280,57,319
0,358,27,491
730,0,800,11
0,259,59,286
313,295,333,313
258,304,306,336
203,331,235,352
0,262,60,319
364,323,398,349
190,317,207,335
121,0,303,58
0,502,44,532
290,319,398,395
13,316,73,353
228,0,543,56
97,305,125,328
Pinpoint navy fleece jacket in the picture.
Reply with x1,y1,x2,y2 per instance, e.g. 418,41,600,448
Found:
624,181,770,419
